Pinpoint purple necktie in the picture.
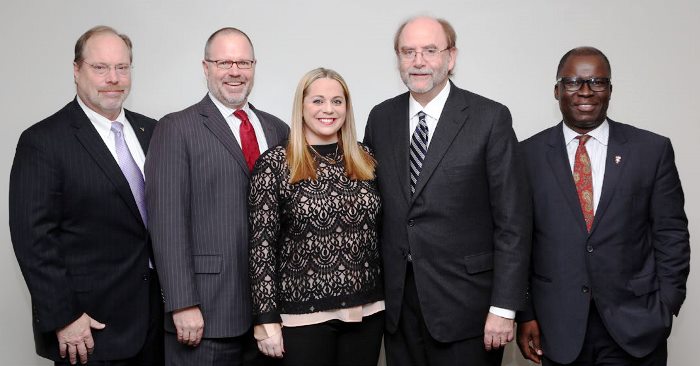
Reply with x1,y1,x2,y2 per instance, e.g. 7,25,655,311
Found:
111,122,147,226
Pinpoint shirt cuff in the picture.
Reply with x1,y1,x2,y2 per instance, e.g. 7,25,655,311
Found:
489,306,515,319
253,323,282,341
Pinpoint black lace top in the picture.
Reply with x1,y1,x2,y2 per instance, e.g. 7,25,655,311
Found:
249,142,383,324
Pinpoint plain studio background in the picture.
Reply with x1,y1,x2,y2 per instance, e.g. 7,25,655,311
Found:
1,1,697,365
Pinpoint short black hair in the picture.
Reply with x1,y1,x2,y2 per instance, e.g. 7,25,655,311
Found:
556,46,611,78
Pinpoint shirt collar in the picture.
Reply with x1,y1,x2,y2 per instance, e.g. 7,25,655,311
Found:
209,92,252,120
409,81,451,120
563,119,609,146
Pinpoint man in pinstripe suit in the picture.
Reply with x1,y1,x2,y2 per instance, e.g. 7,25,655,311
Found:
10,26,163,365
145,27,289,366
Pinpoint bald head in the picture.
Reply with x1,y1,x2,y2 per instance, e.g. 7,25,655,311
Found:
394,16,456,54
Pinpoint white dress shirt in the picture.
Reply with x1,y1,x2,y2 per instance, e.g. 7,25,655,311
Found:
408,82,450,145
209,93,269,153
563,120,609,214
77,96,145,175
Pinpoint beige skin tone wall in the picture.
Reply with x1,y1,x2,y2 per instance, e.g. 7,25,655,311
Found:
1,1,698,365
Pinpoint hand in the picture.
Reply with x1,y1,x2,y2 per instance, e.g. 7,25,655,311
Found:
56,313,106,365
257,331,284,358
516,319,543,364
483,312,514,351
172,306,205,347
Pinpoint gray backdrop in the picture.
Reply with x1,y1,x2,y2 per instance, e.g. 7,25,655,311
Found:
1,1,697,365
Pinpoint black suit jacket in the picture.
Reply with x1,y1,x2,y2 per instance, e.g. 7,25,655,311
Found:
364,82,531,342
9,98,158,361
518,120,690,363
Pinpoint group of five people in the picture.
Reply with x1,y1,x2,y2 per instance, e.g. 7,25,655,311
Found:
10,14,689,366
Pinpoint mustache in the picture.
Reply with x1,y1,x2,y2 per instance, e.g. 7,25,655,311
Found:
407,68,433,75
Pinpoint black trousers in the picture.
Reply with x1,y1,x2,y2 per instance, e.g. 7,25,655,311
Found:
279,311,385,366
385,264,503,366
55,269,164,366
544,303,667,366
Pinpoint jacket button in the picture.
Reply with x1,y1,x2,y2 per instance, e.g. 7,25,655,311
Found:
408,219,415,227
142,274,149,281
586,245,594,253
581,286,590,293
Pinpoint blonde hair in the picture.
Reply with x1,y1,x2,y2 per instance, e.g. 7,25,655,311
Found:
287,68,376,183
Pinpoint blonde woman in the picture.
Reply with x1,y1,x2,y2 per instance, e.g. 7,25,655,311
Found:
249,68,384,366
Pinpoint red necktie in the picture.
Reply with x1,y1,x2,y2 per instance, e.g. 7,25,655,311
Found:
573,135,594,232
233,109,260,172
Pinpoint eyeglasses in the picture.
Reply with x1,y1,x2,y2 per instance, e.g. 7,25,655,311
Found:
557,77,611,92
82,62,132,76
205,59,256,70
398,47,451,62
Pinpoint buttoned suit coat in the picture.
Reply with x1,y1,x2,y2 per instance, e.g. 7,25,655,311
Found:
145,95,289,337
518,120,690,363
9,98,157,361
364,82,531,342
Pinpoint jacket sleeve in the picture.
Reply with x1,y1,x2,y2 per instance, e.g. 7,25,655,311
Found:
650,138,690,315
9,129,83,332
145,116,200,312
485,105,532,311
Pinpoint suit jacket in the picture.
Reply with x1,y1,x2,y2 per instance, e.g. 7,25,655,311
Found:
9,98,158,361
145,94,289,338
518,120,690,363
364,82,531,342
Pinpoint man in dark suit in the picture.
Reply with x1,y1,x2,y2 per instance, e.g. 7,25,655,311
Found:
9,26,163,365
145,27,289,366
516,47,690,366
363,16,531,366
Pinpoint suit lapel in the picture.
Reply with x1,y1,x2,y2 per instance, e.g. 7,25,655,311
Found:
125,110,152,154
590,120,628,234
69,99,145,226
199,95,251,177
390,95,411,203
250,103,280,148
545,122,589,235
410,84,468,203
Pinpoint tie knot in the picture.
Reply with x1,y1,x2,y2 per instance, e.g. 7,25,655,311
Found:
417,111,426,120
233,109,249,122
576,134,591,146
111,121,124,134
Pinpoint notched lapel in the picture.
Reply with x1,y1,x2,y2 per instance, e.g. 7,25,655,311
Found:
199,96,251,177
590,121,629,234
69,101,145,226
250,103,280,148
545,124,589,235
410,89,469,202
125,110,152,154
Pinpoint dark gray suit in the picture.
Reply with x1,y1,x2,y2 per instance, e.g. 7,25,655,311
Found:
145,95,288,360
518,120,690,364
364,82,530,363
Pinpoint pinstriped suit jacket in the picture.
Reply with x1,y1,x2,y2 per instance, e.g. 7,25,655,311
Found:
145,94,289,338
10,98,157,361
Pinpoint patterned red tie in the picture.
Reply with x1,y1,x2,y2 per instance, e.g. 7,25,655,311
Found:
573,135,594,232
233,109,260,172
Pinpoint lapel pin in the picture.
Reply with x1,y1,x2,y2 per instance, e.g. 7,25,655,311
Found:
614,156,622,164
139,127,145,132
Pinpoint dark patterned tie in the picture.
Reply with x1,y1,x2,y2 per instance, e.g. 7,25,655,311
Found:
409,111,428,195
233,109,260,172
573,135,594,232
